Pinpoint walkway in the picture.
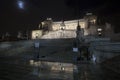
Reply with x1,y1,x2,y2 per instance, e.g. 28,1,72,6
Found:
0,40,120,80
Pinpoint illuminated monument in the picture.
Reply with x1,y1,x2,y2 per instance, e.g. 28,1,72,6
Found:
31,13,113,39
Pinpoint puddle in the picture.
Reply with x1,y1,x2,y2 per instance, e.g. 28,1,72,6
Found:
29,60,77,80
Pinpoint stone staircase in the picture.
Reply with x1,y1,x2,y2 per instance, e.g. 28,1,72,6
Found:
41,30,76,39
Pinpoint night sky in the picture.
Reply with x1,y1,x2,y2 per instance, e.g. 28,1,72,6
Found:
0,0,120,35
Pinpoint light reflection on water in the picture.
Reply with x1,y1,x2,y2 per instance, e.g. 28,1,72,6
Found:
29,60,77,80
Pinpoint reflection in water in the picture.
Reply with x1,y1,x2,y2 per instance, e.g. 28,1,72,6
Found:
29,60,76,80
92,54,97,64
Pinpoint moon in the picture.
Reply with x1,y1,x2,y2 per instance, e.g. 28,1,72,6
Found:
17,0,24,9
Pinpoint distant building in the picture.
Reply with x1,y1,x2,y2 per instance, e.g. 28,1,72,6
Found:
31,13,114,39
40,14,97,36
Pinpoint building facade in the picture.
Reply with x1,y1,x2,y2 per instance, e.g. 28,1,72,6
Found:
31,13,114,39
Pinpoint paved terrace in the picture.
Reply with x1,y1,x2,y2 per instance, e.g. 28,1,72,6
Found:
0,39,120,80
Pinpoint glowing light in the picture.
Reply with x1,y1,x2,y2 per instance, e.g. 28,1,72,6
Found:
17,0,24,9
30,60,34,65
97,28,102,31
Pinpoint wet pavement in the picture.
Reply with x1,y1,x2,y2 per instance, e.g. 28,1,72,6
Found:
1,56,120,80
0,40,120,80
30,61,74,80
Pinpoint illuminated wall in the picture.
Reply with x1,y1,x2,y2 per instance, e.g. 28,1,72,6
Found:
40,16,100,37
52,19,88,35
31,30,43,39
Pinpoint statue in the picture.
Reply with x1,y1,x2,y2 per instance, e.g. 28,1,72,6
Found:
76,20,84,43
